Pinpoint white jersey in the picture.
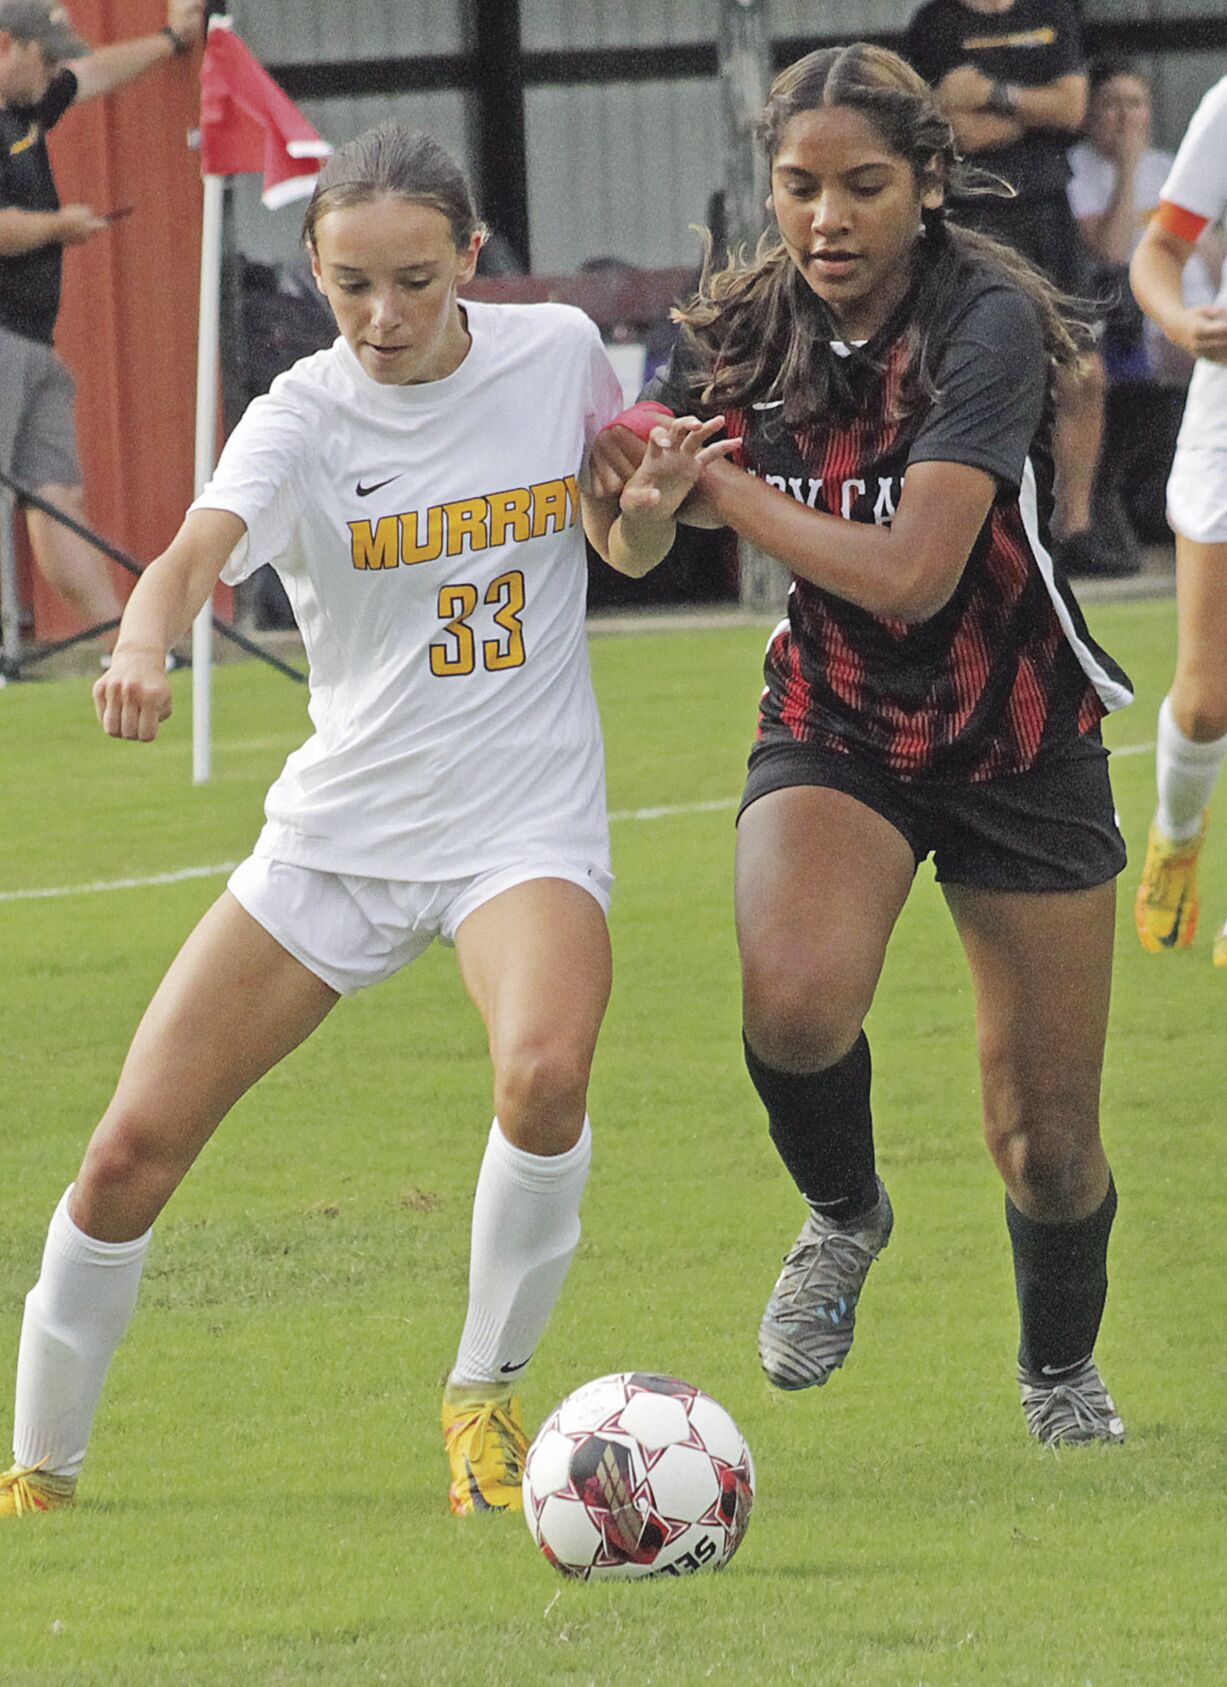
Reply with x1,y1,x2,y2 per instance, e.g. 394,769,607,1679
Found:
192,300,624,880
1158,75,1227,449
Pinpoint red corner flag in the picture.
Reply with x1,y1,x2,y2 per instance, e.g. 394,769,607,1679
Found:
199,17,331,206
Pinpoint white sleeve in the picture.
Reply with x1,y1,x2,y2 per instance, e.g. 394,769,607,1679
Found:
581,321,626,452
189,387,315,586
1161,75,1227,224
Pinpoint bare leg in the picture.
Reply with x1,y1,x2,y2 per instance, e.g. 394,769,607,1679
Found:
8,891,339,1487
945,879,1123,1438
73,890,340,1240
736,788,915,1390
454,876,611,1155
736,786,915,1072
25,483,124,649
442,877,612,1511
1168,531,1227,743
1052,354,1106,542
945,881,1114,1220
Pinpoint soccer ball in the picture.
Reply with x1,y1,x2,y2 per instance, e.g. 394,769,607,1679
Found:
522,1372,754,1580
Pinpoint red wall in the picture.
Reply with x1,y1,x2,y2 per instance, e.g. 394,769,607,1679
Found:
24,0,207,639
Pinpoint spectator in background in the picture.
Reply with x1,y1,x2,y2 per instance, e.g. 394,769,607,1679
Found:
0,0,203,657
904,0,1122,577
1068,58,1223,557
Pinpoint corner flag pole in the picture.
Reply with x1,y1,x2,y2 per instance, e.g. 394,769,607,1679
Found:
190,13,330,783
192,167,224,786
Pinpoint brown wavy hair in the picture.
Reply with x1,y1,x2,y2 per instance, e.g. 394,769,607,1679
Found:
675,43,1086,428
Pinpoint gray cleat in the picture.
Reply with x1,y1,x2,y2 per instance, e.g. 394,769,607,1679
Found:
1018,1357,1126,1445
758,1179,893,1390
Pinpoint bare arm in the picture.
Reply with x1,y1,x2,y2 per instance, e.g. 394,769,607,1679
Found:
692,457,998,625
68,0,203,103
937,66,1087,154
93,508,246,741
1130,219,1227,363
948,109,1024,156
0,203,106,255
1077,173,1139,268
1076,130,1149,266
1007,74,1088,135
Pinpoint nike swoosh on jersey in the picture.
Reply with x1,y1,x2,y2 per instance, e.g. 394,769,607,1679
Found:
355,474,402,497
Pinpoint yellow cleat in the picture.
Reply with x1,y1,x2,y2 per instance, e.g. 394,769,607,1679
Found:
1135,817,1207,953
0,1461,77,1518
1214,923,1227,969
441,1390,527,1516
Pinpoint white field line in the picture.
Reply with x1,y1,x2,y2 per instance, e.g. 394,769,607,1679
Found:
0,740,1157,905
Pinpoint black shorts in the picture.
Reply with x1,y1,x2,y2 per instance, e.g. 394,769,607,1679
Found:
739,737,1127,893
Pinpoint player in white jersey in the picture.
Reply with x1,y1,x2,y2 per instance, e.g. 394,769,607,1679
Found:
1,124,624,1521
1130,75,1227,965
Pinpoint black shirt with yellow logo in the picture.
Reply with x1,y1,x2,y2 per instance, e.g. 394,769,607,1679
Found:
0,69,78,344
905,0,1083,202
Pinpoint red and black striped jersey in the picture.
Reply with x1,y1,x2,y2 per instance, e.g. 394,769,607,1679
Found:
646,268,1131,781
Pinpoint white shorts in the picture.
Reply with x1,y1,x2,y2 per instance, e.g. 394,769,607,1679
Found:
227,855,613,997
1167,444,1227,545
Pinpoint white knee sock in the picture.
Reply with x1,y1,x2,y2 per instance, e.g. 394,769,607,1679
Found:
449,1118,592,1390
1156,695,1227,840
12,1187,152,1478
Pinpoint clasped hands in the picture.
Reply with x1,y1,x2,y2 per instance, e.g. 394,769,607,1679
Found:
586,415,740,530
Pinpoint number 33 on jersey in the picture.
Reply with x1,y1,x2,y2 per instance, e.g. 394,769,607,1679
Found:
346,473,580,678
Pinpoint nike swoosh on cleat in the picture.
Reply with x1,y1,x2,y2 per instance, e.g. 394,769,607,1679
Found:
355,474,402,497
463,1458,502,1512
1159,889,1188,948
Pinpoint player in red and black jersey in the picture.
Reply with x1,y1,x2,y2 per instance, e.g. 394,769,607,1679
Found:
585,43,1131,1447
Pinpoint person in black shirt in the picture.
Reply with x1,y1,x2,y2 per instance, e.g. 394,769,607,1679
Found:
585,43,1130,1447
904,0,1121,577
0,0,203,655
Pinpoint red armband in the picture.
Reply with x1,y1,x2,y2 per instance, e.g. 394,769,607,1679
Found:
599,400,675,442
1154,200,1210,246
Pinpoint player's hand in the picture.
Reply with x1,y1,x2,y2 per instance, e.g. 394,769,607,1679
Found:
620,416,740,521
93,651,174,742
57,204,109,246
1173,304,1227,364
584,425,649,499
166,0,204,48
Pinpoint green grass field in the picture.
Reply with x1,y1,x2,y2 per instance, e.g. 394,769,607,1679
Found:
1,600,1224,1686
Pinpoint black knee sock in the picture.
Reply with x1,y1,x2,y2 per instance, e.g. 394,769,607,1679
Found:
1006,1177,1117,1375
743,1031,878,1222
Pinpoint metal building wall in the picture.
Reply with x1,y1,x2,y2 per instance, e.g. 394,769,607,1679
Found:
226,0,472,267
518,0,925,273
220,1,1226,274
233,0,465,59
227,90,473,269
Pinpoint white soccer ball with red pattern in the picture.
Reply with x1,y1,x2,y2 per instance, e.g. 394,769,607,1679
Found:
522,1372,755,1580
